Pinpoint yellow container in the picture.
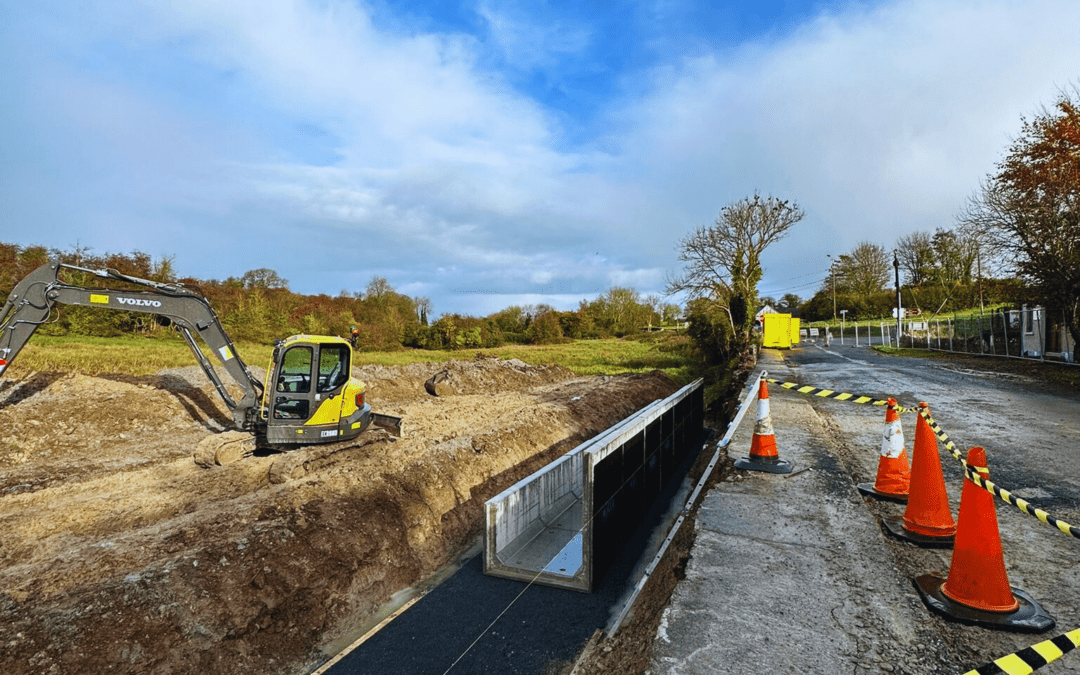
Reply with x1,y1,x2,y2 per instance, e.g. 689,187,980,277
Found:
789,317,800,345
762,313,792,349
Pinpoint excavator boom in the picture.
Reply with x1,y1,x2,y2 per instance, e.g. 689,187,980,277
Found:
0,262,264,431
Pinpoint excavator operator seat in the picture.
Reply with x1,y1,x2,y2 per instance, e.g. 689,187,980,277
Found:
317,343,350,393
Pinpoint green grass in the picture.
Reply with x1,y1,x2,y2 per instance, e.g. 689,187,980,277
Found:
5,334,278,376
869,346,950,358
8,334,694,382
808,303,1012,330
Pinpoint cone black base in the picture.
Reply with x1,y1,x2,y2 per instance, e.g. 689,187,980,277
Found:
857,482,909,504
733,456,792,474
914,574,1055,633
881,514,954,548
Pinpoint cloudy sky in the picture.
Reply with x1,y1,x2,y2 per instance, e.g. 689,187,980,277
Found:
2,0,1078,317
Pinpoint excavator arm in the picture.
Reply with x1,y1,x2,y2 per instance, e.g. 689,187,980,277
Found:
0,261,264,431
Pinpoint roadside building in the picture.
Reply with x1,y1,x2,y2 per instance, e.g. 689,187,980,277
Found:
1019,305,1076,362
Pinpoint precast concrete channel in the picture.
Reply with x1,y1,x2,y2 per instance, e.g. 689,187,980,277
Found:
320,382,713,675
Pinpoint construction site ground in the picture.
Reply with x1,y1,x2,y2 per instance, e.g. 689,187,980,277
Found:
0,356,681,675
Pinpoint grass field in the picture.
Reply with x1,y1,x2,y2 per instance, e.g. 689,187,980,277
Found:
5,333,695,381
869,346,950,358
808,303,1012,330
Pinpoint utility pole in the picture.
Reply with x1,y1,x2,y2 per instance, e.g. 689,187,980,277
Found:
977,246,985,313
827,254,836,320
894,252,902,347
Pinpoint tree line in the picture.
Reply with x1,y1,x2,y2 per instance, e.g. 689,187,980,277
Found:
793,229,1022,322
0,243,678,350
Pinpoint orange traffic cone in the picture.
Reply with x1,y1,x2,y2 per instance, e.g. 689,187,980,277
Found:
734,373,792,474
857,398,911,502
914,447,1054,632
882,402,955,547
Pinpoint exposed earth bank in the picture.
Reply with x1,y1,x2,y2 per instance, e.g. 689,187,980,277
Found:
0,357,680,674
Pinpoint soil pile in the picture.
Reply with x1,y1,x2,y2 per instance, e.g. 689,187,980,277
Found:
0,357,678,675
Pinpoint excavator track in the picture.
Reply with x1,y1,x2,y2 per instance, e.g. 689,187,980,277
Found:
193,431,256,468
193,414,403,471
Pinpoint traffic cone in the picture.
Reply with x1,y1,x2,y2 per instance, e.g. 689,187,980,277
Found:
857,398,911,503
734,373,792,474
882,403,955,547
914,447,1054,633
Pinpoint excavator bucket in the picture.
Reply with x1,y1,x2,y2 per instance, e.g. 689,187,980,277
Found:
371,412,403,438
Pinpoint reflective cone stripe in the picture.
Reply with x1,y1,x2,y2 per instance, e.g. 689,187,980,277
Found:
873,398,911,496
749,377,778,460
902,403,956,538
942,447,1020,613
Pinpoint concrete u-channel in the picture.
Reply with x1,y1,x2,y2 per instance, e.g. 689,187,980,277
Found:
320,391,709,675
650,344,1080,674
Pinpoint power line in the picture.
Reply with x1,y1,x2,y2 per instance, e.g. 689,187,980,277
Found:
758,275,831,298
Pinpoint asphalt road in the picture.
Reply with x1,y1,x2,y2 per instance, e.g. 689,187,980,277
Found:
789,341,1080,507
651,344,1080,675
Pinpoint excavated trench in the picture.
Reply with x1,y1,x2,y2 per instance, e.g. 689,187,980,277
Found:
0,357,682,675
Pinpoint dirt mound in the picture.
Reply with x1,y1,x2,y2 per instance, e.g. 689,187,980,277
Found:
354,356,575,404
0,358,678,675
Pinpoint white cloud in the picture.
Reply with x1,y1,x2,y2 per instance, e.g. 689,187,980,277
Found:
4,0,1080,316
606,0,1080,297
475,0,593,72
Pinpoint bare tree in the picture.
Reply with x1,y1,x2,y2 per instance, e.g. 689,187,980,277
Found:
415,297,432,326
896,231,935,285
833,242,890,297
667,194,803,337
365,276,394,302
240,268,288,290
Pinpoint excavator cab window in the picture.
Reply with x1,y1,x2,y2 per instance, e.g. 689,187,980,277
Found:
317,344,350,393
273,346,312,420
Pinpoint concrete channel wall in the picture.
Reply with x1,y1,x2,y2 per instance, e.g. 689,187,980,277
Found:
484,379,704,592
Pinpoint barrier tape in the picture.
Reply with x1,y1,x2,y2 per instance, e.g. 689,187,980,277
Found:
919,409,1080,541
765,378,914,412
961,627,1080,675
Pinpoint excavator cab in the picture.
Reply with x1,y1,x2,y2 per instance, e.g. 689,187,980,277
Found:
264,335,372,447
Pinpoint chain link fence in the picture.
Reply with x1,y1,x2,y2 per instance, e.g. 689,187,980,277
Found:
902,307,1076,365
804,308,1076,366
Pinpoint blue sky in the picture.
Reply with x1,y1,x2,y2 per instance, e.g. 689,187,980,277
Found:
2,0,1079,317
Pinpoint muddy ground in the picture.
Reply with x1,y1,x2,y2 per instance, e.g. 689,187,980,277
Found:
0,356,681,675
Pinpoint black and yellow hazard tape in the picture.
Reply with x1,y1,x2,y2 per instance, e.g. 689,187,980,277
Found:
919,408,1080,541
765,378,913,412
919,409,966,463
962,627,1080,674
964,466,1080,540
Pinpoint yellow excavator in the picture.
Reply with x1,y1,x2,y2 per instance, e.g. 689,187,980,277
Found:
0,261,401,465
